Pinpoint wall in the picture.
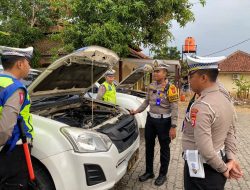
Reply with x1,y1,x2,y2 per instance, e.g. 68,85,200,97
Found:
218,72,250,96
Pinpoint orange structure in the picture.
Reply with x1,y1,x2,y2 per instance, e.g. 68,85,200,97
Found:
183,37,196,53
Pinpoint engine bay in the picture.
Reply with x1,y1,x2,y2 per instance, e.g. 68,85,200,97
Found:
31,95,120,128
51,107,115,129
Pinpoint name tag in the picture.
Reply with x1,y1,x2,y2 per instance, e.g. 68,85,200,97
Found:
156,98,161,106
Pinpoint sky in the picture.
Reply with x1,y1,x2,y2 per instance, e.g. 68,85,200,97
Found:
143,0,250,57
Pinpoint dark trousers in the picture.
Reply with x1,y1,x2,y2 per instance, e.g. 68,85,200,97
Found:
145,115,171,176
184,161,227,190
0,145,29,190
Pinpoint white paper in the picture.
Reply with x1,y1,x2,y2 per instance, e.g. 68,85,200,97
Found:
186,150,205,178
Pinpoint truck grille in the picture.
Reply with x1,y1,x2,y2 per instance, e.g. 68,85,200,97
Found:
97,115,139,153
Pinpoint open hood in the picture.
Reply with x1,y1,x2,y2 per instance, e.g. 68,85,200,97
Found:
117,66,145,88
117,59,181,88
28,46,119,98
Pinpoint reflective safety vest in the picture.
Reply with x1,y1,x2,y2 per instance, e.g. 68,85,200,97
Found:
102,81,116,104
0,74,34,151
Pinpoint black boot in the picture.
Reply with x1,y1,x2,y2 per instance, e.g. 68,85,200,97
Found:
139,172,155,182
154,174,166,186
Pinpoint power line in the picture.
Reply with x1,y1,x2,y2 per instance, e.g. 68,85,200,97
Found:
204,38,250,56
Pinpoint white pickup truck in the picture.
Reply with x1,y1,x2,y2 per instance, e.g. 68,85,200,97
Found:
1,46,140,190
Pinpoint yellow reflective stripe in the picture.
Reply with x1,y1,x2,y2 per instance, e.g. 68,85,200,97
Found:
26,94,30,101
20,104,34,137
0,77,14,88
188,67,200,72
0,106,2,119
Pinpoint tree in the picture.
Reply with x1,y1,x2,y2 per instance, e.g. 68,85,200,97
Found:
0,0,206,63
0,31,10,36
153,46,181,60
62,0,205,56
0,0,70,67
233,76,250,99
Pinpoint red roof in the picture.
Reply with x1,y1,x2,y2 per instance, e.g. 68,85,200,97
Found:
219,50,250,72
129,48,150,59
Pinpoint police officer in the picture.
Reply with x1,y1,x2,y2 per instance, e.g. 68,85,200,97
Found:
96,69,116,104
131,60,179,186
182,55,243,190
0,46,34,189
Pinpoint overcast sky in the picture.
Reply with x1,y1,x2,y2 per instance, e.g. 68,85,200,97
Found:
143,0,250,57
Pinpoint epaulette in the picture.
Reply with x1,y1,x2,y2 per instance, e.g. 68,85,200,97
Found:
148,82,157,91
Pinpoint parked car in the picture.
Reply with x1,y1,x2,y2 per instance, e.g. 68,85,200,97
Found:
2,46,140,190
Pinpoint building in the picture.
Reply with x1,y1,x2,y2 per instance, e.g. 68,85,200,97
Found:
218,50,250,96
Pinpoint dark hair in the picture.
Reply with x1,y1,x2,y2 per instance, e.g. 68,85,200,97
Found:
196,69,219,82
1,55,25,70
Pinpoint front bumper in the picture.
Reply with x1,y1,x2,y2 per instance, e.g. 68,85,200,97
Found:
41,135,140,190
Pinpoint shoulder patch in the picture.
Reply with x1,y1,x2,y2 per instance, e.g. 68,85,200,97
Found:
19,92,24,105
191,108,199,127
167,84,179,102
170,86,176,94
149,83,156,90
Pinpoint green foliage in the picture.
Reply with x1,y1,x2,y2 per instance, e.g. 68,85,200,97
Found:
180,60,189,78
0,0,71,67
0,0,206,62
62,0,205,56
233,76,250,99
152,46,181,60
0,31,10,36
31,49,42,68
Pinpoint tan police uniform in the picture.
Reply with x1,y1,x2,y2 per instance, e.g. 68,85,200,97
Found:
136,61,178,184
137,80,178,126
182,55,237,190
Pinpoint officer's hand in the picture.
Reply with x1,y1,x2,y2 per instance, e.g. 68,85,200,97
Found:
169,127,176,141
229,161,243,180
223,160,234,178
130,109,138,115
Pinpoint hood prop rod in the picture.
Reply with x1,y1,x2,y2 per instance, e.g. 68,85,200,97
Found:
91,58,94,128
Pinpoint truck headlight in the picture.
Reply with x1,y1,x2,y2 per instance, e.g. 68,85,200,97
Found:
61,127,112,153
